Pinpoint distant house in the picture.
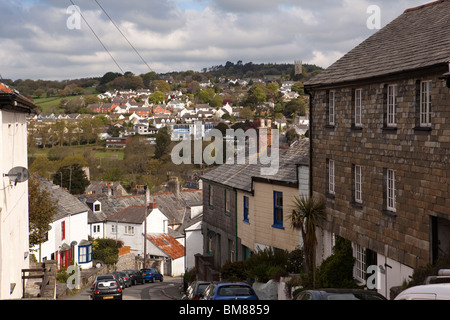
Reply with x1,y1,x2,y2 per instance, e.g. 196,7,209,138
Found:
152,105,171,115
0,82,36,299
167,99,185,111
32,178,93,270
129,107,152,118
106,137,131,148
87,103,118,114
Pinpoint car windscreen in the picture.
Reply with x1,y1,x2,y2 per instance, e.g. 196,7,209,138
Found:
197,284,209,294
97,281,119,290
218,285,254,297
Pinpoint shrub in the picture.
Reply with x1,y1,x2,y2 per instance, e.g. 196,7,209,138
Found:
315,237,357,289
220,261,249,282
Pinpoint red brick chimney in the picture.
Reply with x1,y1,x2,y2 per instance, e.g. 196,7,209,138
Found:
148,199,158,210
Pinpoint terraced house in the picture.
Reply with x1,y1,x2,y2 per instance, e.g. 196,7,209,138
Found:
200,140,310,275
304,0,450,298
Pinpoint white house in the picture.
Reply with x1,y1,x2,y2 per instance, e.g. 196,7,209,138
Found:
33,179,93,270
0,82,36,299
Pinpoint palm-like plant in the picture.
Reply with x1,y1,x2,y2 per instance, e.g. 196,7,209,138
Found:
290,195,326,288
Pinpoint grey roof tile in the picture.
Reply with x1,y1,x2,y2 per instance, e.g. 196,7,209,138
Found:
201,139,310,192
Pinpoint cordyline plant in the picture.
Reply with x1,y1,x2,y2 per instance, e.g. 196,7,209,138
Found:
289,195,326,288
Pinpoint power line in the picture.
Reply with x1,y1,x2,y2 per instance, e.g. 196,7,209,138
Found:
94,0,154,73
69,0,124,74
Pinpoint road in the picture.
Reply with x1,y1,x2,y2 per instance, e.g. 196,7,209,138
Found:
61,276,183,300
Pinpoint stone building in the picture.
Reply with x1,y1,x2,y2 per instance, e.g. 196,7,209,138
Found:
304,0,450,297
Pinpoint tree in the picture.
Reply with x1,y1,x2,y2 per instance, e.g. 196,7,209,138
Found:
154,126,172,160
29,175,58,248
149,91,165,104
93,238,121,266
30,155,56,179
53,164,89,195
289,195,326,288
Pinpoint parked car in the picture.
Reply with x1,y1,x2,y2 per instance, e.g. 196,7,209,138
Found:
202,282,259,300
90,274,116,291
119,271,132,288
182,281,211,300
90,279,123,300
394,284,450,300
295,288,386,300
124,269,144,285
140,268,163,283
112,271,126,289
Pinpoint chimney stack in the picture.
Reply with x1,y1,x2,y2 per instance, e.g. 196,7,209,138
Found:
168,177,180,198
148,199,158,210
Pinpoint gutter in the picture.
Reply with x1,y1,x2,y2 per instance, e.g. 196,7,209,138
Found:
304,87,314,198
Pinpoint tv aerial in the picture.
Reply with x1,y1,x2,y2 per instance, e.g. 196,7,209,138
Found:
3,167,30,186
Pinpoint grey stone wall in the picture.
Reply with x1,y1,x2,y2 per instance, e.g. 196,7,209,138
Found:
310,71,450,269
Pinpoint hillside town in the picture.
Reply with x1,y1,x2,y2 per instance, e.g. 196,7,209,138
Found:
0,0,449,303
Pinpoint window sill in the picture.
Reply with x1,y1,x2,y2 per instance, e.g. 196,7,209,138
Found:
351,126,363,131
382,126,397,133
414,126,432,132
325,124,335,129
326,193,335,200
382,210,397,218
351,202,364,210
243,219,250,224
272,224,285,230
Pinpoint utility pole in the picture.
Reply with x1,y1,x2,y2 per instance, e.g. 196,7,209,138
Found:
143,185,148,269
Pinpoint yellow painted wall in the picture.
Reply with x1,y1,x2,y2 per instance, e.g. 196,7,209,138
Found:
237,182,300,253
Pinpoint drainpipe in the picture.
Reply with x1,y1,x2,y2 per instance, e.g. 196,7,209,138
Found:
305,88,314,198
235,189,238,262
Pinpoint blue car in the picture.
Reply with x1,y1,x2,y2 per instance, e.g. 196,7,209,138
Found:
202,282,259,300
140,268,163,283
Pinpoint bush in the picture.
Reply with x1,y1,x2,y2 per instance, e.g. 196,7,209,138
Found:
93,238,120,266
220,261,249,282
315,237,357,289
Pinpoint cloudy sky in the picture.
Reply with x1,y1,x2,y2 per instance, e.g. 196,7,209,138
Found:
1,0,430,80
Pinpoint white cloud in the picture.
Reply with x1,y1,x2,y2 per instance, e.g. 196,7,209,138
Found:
0,0,430,80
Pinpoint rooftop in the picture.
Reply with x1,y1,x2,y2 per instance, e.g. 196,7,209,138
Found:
201,138,310,192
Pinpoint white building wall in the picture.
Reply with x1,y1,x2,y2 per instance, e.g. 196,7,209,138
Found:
185,221,203,270
0,111,30,300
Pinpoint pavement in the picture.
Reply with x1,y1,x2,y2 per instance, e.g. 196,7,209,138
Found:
161,277,185,300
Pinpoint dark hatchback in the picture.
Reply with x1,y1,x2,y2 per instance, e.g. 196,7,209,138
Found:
182,281,211,300
91,280,123,300
295,288,387,300
124,269,144,285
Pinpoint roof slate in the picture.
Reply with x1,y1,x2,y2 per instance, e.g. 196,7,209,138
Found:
305,0,450,87
39,178,90,222
201,139,310,192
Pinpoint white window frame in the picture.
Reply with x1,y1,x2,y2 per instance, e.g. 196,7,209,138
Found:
355,165,362,203
387,169,396,212
353,244,366,284
329,90,335,126
387,85,397,127
328,159,335,195
125,225,135,235
355,89,362,127
420,81,432,127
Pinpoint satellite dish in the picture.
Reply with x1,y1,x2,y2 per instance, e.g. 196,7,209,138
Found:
4,166,30,186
